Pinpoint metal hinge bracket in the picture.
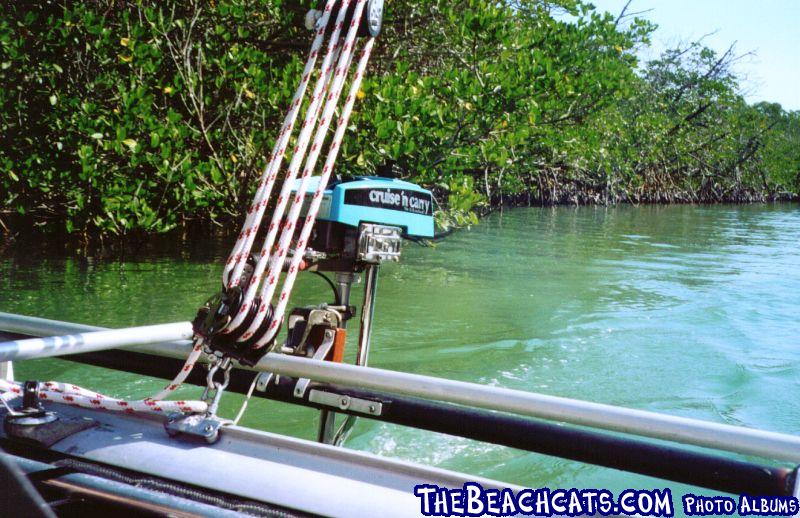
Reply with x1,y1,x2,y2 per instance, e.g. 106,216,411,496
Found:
308,389,383,416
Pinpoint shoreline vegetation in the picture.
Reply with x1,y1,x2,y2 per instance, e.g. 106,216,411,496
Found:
1,1,798,240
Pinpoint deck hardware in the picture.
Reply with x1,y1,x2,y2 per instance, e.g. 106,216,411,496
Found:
308,389,383,416
357,223,402,263
3,381,58,427
289,308,341,399
365,0,384,37
203,357,233,418
165,358,233,443
293,333,337,398
164,413,228,444
286,308,341,357
255,372,274,392
192,256,278,366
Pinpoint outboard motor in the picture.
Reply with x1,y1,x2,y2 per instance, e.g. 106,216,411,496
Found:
193,173,433,442
286,175,434,363
284,174,433,442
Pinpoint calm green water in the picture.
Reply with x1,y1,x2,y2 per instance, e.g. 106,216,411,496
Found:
2,204,799,503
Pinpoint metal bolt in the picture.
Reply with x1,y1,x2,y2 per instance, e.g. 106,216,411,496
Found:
369,405,376,413
204,425,213,433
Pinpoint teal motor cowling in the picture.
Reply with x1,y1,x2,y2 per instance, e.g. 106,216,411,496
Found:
292,176,434,270
294,176,434,238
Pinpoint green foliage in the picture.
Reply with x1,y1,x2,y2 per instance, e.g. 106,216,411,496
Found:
570,44,800,203
345,0,653,196
434,176,486,230
1,0,306,234
0,0,797,237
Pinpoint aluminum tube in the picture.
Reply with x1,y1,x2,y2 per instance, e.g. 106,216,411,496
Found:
331,266,379,444
0,312,194,360
266,381,797,496
255,354,800,463
335,271,357,316
0,322,194,362
355,264,379,367
318,272,359,444
0,312,100,336
3,312,800,462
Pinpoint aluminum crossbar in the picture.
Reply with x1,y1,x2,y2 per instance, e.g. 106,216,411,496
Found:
0,312,193,359
257,354,800,463
1,312,799,463
0,321,193,362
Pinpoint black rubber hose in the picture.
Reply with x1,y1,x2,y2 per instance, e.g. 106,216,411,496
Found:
310,270,341,305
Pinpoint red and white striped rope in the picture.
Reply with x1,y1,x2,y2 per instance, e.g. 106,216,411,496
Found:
224,47,342,332
149,338,205,400
238,0,370,343
0,338,209,416
257,39,376,348
0,379,207,415
224,3,354,333
223,0,337,289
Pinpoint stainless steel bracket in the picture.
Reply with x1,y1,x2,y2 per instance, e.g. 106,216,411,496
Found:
357,223,402,263
255,372,274,392
308,389,383,416
293,328,337,398
164,413,229,444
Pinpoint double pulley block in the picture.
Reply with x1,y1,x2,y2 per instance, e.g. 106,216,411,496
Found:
192,253,353,368
192,255,278,366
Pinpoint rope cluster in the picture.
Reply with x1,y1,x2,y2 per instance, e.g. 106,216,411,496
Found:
221,0,376,350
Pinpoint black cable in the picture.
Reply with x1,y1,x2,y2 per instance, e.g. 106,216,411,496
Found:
311,270,341,305
51,458,307,517
405,236,434,247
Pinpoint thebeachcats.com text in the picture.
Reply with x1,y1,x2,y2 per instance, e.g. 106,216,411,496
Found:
413,485,673,517
412,484,800,516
